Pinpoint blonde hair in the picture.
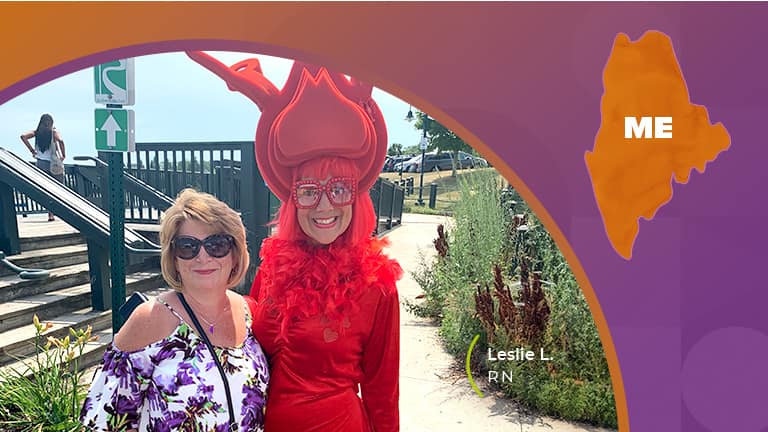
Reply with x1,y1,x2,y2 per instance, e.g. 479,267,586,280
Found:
159,188,249,291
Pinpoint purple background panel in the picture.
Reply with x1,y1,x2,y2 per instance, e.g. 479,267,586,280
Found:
3,3,768,431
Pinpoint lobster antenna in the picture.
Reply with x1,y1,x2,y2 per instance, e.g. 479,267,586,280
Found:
186,50,280,111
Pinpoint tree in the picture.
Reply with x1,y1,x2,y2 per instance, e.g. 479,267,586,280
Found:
413,111,474,176
388,143,404,156
402,145,420,156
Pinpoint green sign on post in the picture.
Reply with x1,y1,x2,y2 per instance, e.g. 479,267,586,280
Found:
93,60,134,334
94,59,135,105
95,108,135,152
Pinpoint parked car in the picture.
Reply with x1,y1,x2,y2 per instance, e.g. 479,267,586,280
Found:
403,152,460,172
400,155,421,173
392,155,414,172
383,155,413,172
457,151,488,168
383,156,394,172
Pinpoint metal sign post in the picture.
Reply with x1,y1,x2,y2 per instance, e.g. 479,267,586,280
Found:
417,135,428,206
107,149,126,332
94,58,135,333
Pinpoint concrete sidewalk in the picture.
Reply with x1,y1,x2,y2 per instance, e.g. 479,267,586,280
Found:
383,213,615,432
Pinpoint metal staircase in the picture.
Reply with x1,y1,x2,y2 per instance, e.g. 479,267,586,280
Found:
0,217,167,374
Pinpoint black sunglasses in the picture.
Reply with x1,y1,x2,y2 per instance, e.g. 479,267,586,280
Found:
172,234,235,260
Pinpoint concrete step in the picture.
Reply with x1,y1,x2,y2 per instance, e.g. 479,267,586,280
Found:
0,269,165,334
0,259,161,304
19,232,84,252
0,244,89,278
0,286,169,373
0,308,112,368
0,262,90,304
0,327,114,382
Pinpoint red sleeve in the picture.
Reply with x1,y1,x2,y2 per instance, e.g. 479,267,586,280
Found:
249,268,263,299
244,270,264,332
360,286,400,432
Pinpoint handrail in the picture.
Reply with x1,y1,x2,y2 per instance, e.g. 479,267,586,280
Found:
0,147,160,253
72,156,164,254
73,155,107,168
0,251,49,280
126,244,162,255
74,155,174,212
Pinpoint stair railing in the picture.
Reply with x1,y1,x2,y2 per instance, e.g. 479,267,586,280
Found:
0,251,49,279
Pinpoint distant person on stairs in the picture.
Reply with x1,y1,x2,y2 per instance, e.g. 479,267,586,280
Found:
20,113,66,221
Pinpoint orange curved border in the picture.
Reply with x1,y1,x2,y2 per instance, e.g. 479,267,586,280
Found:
0,3,628,430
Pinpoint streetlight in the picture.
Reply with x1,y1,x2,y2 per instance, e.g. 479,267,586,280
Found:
405,106,429,206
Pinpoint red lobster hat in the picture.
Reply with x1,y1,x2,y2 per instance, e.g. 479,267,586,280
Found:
186,51,388,202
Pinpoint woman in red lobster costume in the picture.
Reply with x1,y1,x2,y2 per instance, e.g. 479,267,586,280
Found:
187,51,403,432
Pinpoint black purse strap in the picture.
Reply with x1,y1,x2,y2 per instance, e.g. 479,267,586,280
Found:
177,292,237,431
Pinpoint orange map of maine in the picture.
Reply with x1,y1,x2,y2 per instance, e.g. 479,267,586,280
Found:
585,31,731,260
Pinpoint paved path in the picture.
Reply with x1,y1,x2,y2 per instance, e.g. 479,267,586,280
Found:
383,213,615,432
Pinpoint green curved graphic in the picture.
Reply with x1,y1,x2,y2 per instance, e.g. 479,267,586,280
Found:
466,334,484,398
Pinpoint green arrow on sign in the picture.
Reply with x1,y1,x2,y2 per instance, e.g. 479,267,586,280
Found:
95,109,135,152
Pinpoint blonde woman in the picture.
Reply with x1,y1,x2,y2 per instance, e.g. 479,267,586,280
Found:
80,189,269,432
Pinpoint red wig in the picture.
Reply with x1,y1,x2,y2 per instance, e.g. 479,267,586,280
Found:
275,156,376,246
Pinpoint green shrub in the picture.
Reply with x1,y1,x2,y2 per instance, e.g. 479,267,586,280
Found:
403,171,505,325
504,189,610,385
404,249,447,319
0,315,94,432
409,173,617,428
490,356,616,426
433,171,507,356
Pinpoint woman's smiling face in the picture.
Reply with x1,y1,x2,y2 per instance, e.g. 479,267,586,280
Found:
296,175,354,245
174,219,234,291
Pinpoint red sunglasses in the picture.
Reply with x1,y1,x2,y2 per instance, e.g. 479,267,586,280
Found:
291,177,357,209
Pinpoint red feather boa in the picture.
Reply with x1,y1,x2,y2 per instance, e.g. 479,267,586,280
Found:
256,236,403,340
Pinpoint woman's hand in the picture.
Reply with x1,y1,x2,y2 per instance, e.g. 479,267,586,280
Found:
20,131,36,157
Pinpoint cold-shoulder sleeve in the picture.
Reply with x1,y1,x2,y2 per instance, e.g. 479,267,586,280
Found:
80,345,155,431
360,285,400,432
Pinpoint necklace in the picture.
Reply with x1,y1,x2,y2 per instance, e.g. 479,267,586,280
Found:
197,312,223,334
185,294,231,334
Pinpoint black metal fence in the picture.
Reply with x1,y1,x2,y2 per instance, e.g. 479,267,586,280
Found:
13,165,81,216
370,177,404,231
13,141,404,234
122,141,248,222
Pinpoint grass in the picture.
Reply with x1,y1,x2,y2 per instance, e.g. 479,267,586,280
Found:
381,168,504,214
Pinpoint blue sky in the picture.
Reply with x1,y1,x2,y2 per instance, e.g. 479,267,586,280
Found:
0,51,422,160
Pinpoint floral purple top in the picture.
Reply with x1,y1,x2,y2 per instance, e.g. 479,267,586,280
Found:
80,299,269,432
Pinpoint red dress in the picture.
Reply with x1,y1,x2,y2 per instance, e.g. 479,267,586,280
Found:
249,236,403,432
